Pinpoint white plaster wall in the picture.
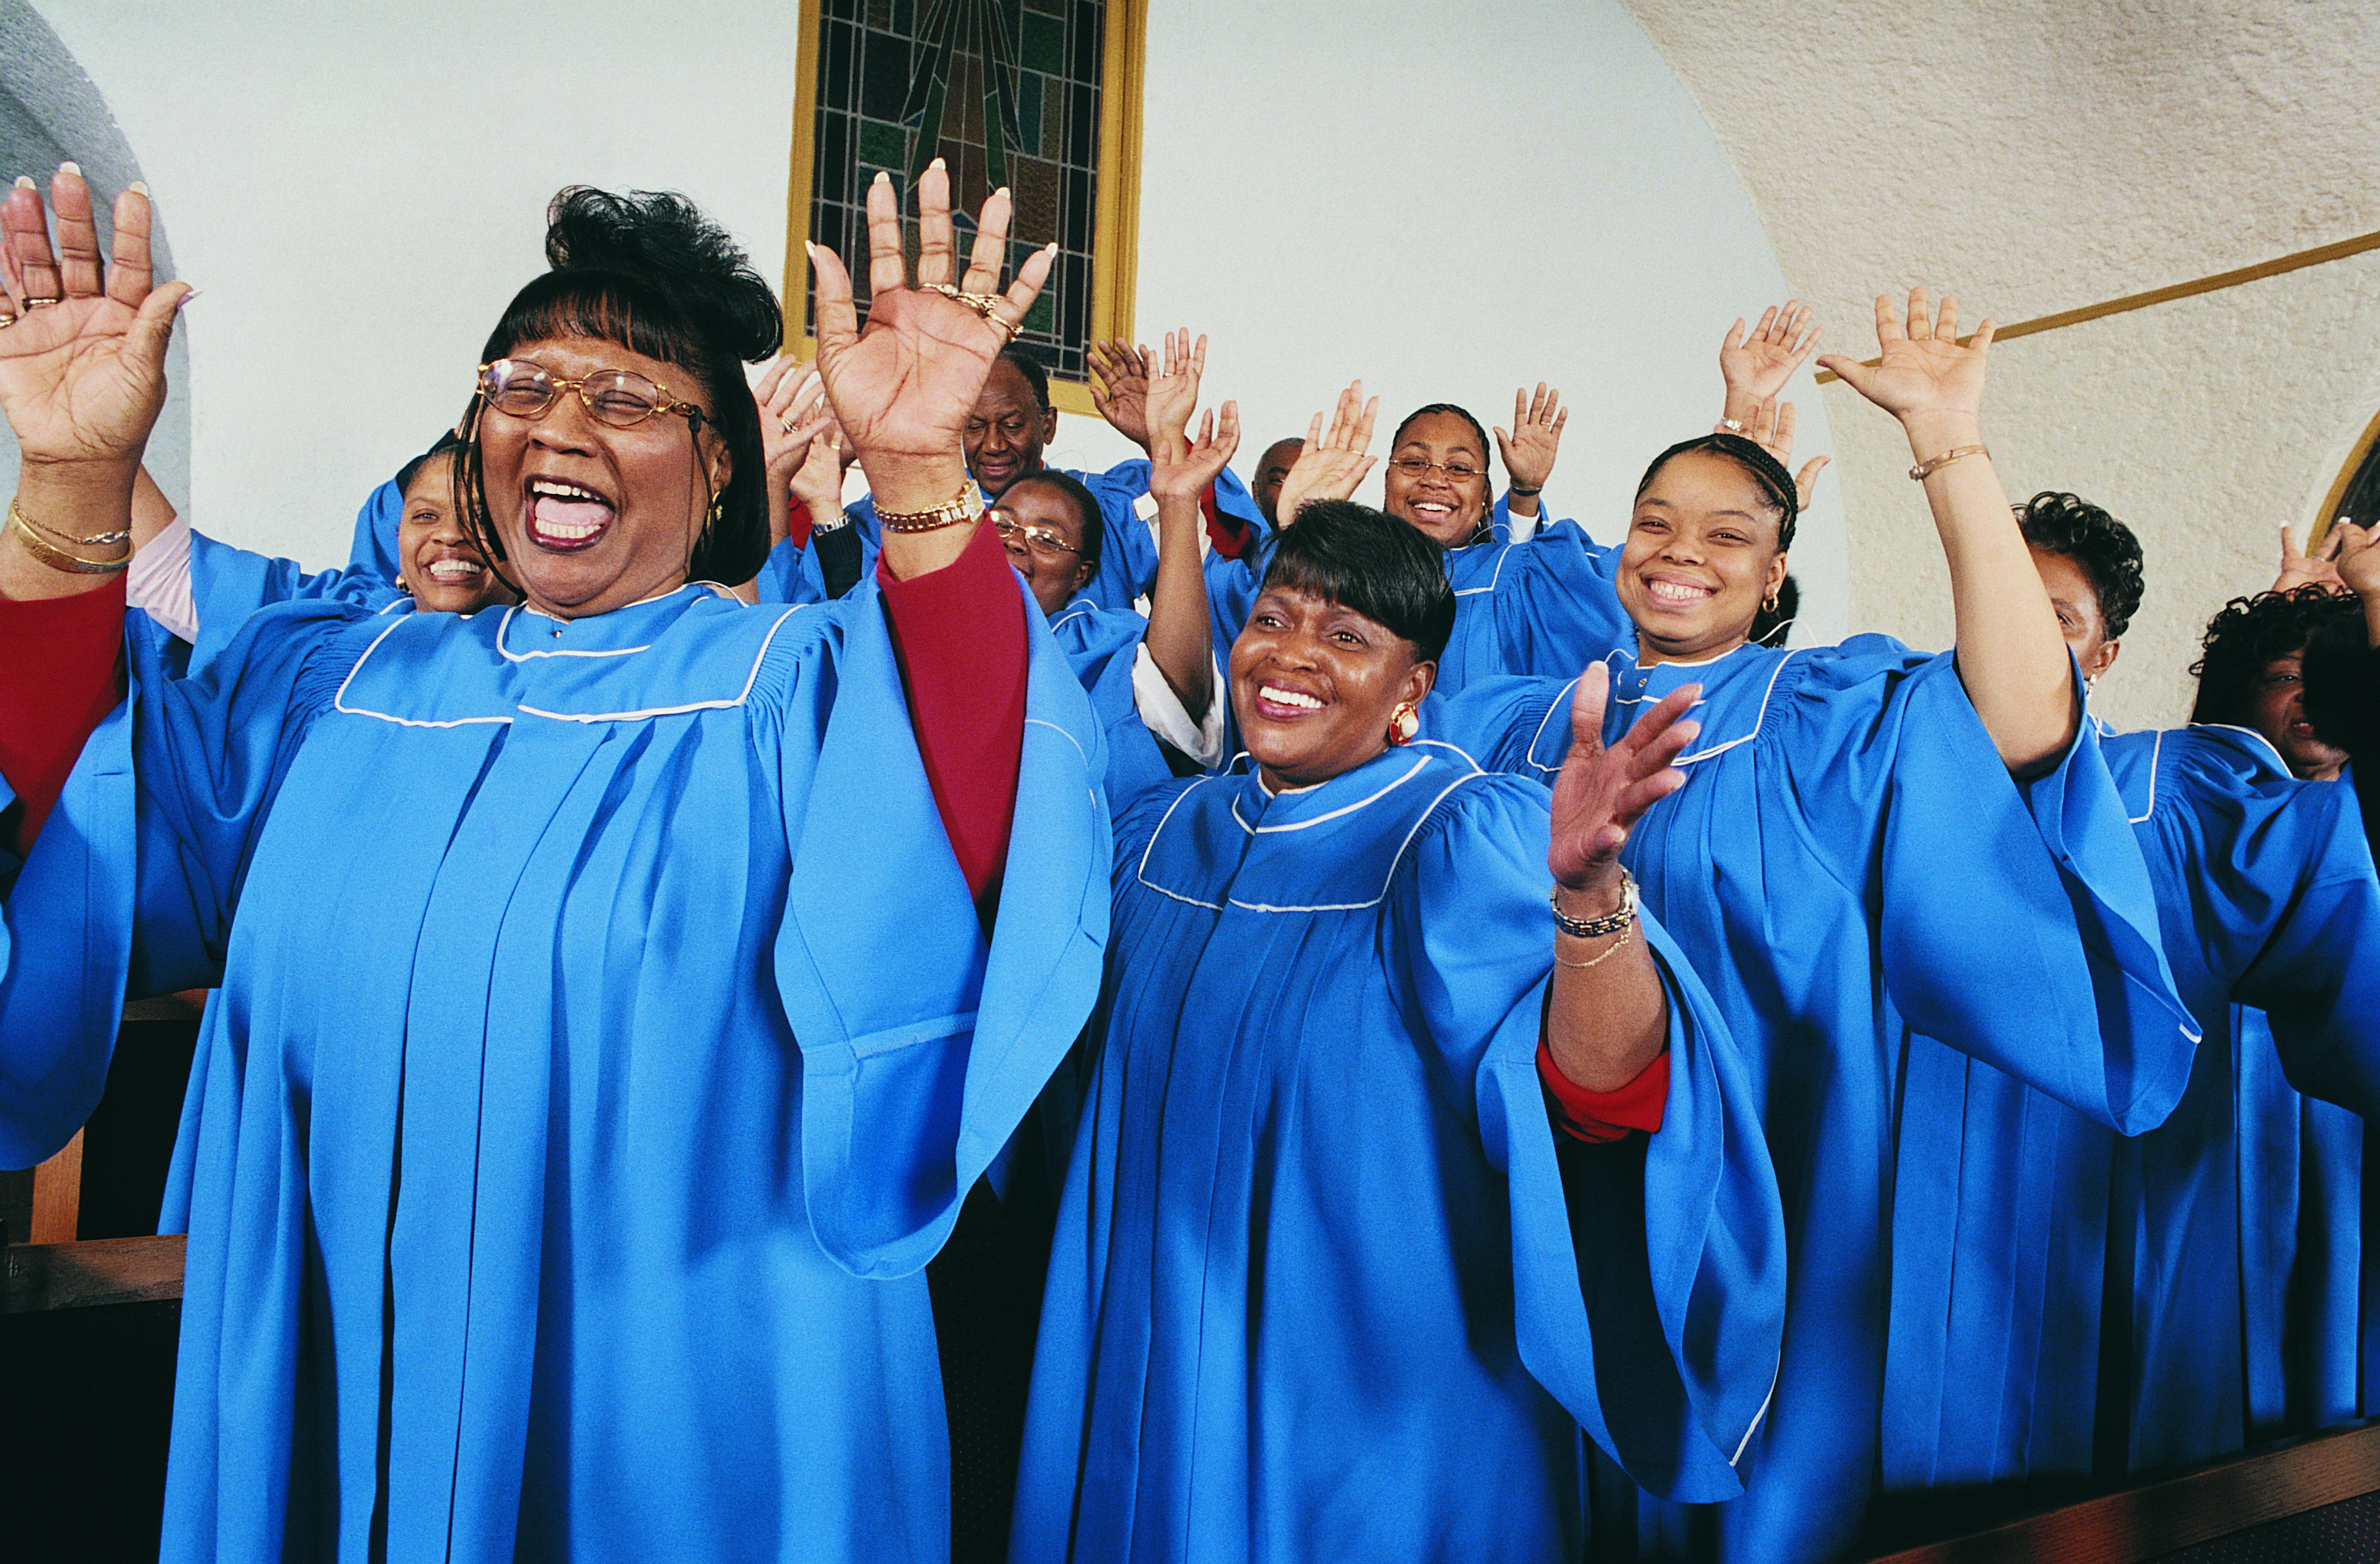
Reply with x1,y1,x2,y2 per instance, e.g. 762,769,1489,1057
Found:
1830,247,2380,732
1627,0,2380,720
15,0,1839,642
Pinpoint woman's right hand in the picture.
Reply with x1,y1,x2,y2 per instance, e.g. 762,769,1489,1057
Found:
1,166,190,474
1273,380,1377,525
1720,301,1819,418
1725,395,1830,512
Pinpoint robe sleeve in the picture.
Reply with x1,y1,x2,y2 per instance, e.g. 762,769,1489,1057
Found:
1047,604,1177,809
769,550,1110,1279
876,521,1027,906
1784,639,2198,1132
345,475,403,580
180,530,401,670
1389,774,1786,1504
0,597,364,1165
1487,520,1634,682
0,577,127,856
1427,672,1576,779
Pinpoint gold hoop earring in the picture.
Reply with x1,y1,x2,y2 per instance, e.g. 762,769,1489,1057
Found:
1387,702,1421,746
1762,591,1780,614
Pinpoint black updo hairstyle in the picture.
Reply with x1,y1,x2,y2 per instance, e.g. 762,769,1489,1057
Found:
1260,499,1457,665
1391,402,1496,545
2017,491,2145,641
1633,432,1798,551
459,186,784,588
2187,585,2363,728
999,469,1105,571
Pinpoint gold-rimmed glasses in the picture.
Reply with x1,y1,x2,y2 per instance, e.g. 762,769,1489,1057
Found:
1387,455,1484,483
477,358,710,431
990,510,1081,558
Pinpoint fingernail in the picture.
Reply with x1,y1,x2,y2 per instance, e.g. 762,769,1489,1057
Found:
13,176,33,190
1043,241,1059,254
994,186,1010,199
128,181,148,197
58,160,80,178
175,288,199,310
873,170,890,184
929,157,945,171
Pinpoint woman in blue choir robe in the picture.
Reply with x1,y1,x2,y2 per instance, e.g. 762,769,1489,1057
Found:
1269,382,1635,699
0,167,1104,1564
1883,513,2380,1509
1012,500,1789,1563
133,436,516,668
1428,292,2198,1562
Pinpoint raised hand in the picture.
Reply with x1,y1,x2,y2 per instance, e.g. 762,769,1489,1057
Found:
1089,337,1153,451
0,166,190,471
1817,288,1994,434
2274,521,2348,594
1493,382,1566,497
1150,402,1240,504
1548,664,1697,895
806,160,1056,518
2332,520,2380,603
1725,395,1830,513
1720,301,1820,412
1274,380,1378,525
753,355,838,546
1142,328,1205,460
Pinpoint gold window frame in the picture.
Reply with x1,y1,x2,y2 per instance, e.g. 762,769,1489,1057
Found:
781,0,1144,418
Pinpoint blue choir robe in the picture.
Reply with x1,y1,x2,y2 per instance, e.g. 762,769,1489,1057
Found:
1044,595,1175,804
342,473,406,584
1884,723,2380,1500
178,527,407,667
1424,641,2197,1561
1012,746,1790,1563
1431,516,1631,698
1,579,1110,1564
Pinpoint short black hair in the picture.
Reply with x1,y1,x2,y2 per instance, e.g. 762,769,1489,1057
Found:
999,469,1105,570
1260,500,1457,665
462,186,783,588
2018,491,2145,641
2188,586,2363,727
1635,432,1798,552
998,344,1052,409
395,428,467,501
1393,402,1493,470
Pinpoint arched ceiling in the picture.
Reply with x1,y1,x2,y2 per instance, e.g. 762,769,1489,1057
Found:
1622,0,2380,338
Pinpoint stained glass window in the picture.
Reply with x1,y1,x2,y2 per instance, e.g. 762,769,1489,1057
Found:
792,0,1141,391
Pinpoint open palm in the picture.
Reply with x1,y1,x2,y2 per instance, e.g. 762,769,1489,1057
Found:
1819,288,1992,423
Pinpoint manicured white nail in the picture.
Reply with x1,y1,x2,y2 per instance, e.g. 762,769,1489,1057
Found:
175,288,200,310
128,181,148,197
58,161,81,178
993,186,1010,199
873,170,890,183
12,176,33,191
929,157,946,171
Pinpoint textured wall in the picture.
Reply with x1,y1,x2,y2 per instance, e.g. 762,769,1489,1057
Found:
1627,0,2380,728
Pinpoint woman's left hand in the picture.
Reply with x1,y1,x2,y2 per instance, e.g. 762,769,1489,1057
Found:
808,161,1056,514
1720,301,1820,409
2273,521,2348,594
1142,328,1205,459
1548,664,1698,896
1150,403,1240,504
1494,382,1566,495
1089,337,1152,451
1818,288,1994,442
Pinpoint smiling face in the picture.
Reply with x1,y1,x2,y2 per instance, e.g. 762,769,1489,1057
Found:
1617,449,1789,665
2246,650,2348,780
1382,411,1491,548
994,476,1095,617
2030,545,2120,683
966,358,1055,495
398,453,516,615
1229,585,1434,791
473,335,727,619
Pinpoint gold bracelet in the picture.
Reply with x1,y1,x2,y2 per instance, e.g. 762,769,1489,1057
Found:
10,494,128,547
1554,922,1636,970
1909,445,1988,481
874,479,986,534
8,498,129,574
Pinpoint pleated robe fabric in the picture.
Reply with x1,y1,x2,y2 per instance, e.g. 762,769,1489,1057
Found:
1044,596,1175,804
182,527,408,665
1012,746,1790,1564
1429,516,1631,698
1884,723,2380,1500
1429,640,2198,1561
2,580,1111,1563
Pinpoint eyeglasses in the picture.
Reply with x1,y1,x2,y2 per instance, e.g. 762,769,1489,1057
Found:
476,358,710,431
1388,456,1484,483
990,511,1081,558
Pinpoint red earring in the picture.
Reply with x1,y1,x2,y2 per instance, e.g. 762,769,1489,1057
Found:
1388,702,1420,746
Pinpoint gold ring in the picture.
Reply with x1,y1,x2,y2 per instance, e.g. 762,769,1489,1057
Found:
21,296,60,310
920,282,964,300
779,414,797,436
